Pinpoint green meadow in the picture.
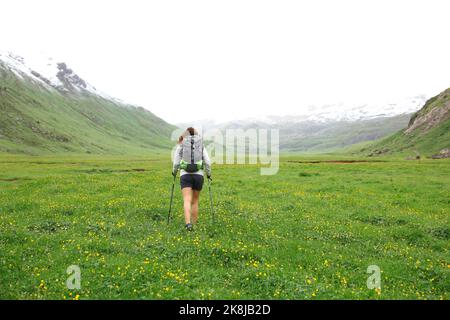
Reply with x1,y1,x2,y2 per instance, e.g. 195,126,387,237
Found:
0,154,448,299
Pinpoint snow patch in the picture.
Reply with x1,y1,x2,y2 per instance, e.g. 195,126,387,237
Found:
0,50,122,102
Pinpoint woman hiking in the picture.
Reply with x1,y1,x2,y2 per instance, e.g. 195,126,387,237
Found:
172,127,212,231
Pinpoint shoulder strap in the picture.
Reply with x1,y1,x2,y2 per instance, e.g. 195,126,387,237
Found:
190,138,194,164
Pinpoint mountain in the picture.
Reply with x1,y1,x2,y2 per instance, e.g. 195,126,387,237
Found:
359,87,450,157
241,97,426,124
180,102,423,153
0,51,175,155
276,114,414,152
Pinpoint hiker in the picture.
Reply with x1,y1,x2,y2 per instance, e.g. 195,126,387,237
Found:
172,127,212,231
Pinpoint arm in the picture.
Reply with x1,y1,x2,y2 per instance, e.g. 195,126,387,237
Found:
172,145,182,174
203,146,212,177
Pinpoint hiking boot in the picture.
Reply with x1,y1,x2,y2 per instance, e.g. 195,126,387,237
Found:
185,223,194,231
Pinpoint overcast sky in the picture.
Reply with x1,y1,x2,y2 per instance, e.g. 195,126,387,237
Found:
1,0,449,124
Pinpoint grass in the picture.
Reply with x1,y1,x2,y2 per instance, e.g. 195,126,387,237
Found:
0,154,449,300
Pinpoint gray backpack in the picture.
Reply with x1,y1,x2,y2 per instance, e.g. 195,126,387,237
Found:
180,135,204,172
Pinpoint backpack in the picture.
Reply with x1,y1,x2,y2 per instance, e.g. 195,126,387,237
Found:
180,135,204,172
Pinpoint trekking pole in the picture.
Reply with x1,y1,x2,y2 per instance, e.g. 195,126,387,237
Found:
167,174,176,224
207,177,215,224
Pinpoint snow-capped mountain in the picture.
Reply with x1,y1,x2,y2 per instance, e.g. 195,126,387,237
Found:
234,97,426,125
179,97,426,130
178,96,426,152
0,51,118,101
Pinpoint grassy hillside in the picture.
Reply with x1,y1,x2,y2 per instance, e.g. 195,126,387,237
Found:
280,115,412,152
359,88,450,157
0,63,175,155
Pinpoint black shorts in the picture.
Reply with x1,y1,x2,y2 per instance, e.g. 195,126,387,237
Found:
180,174,204,191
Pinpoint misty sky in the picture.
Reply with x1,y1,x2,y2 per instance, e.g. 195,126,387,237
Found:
1,0,450,124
